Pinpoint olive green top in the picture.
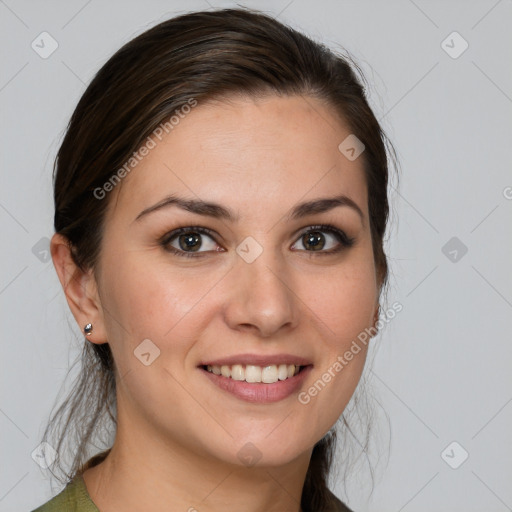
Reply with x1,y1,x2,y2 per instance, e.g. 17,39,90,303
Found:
31,452,352,511
31,473,99,512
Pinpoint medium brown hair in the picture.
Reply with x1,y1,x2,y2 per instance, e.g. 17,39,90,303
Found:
42,7,398,510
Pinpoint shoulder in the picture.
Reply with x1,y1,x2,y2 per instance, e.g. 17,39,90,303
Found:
31,474,99,512
325,488,355,512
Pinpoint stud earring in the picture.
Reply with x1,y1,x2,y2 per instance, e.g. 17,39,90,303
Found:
84,323,93,336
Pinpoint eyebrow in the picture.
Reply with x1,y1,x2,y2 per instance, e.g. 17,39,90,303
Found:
134,193,365,224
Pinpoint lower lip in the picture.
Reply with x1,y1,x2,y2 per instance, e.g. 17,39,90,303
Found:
199,365,313,403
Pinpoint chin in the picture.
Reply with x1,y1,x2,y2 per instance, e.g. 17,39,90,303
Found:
217,432,316,469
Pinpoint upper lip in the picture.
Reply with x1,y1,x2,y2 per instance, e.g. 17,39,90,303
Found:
199,353,313,367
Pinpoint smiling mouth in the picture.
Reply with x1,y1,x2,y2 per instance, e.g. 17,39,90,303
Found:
201,363,307,384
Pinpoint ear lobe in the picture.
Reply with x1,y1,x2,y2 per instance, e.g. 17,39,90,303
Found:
50,233,108,344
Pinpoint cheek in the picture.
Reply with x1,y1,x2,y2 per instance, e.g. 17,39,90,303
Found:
98,251,219,352
297,257,376,420
304,257,377,346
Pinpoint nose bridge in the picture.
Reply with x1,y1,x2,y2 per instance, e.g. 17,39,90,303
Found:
224,239,298,336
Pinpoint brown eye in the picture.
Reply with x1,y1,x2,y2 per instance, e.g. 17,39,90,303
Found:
177,232,202,252
291,225,356,254
302,231,326,251
160,227,220,257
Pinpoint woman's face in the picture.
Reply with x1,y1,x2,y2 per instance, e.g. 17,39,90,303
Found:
93,94,379,467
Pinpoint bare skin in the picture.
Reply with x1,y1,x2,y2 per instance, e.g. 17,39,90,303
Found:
51,94,381,512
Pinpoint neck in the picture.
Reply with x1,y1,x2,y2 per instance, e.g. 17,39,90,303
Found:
82,415,312,512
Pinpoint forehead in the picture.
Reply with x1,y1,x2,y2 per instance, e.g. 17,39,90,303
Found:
109,94,368,224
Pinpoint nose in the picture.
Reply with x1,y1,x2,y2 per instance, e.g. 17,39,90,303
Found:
223,248,299,338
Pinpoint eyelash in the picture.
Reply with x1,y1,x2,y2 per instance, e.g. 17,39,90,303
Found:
159,224,356,259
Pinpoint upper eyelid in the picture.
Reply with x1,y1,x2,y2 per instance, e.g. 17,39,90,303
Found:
161,224,349,247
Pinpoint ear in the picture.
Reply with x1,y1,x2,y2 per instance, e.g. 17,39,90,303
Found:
50,233,108,344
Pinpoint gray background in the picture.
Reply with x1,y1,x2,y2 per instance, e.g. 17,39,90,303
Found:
1,1,511,511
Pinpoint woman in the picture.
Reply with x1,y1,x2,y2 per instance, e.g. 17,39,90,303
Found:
32,7,398,512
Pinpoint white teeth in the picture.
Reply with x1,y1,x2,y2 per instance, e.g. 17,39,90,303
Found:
278,364,288,381
205,363,302,383
231,364,244,381
261,365,278,383
245,365,262,383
